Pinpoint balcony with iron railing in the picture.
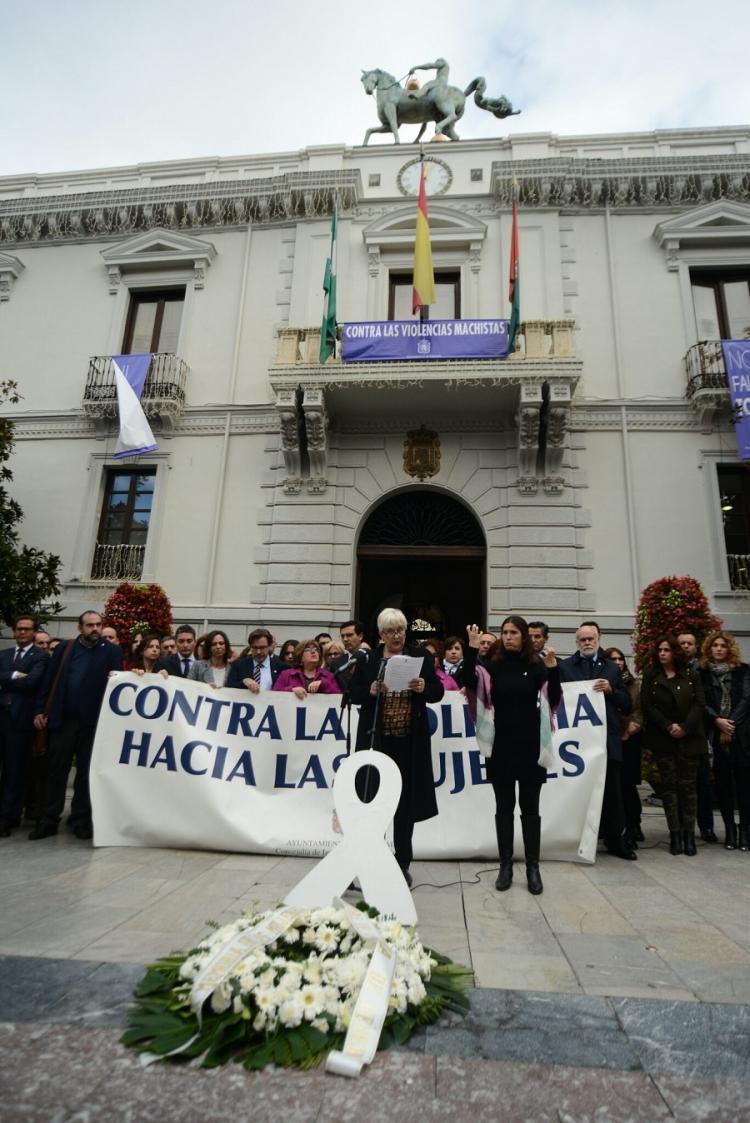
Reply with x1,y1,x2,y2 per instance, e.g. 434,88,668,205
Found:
272,319,577,368
83,353,187,427
269,319,582,497
684,340,733,426
727,553,750,591
91,542,146,581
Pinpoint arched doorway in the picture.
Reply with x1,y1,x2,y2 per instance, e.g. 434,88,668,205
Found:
356,490,486,642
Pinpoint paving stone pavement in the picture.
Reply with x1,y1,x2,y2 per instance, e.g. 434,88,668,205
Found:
1,802,750,1120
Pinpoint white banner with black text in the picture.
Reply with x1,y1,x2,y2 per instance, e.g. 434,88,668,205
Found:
90,676,607,862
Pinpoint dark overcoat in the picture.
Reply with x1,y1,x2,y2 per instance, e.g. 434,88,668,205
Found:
349,643,443,823
559,649,630,762
700,661,750,766
641,666,706,758
464,645,561,784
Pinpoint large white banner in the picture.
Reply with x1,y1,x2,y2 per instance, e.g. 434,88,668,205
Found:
90,676,607,863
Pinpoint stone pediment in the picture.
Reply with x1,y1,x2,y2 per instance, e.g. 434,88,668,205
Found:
654,201,750,268
363,205,487,251
100,228,217,291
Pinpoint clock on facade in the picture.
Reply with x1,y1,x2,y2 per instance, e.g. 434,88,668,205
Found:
397,156,452,197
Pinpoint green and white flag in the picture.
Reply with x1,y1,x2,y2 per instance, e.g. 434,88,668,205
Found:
319,207,338,363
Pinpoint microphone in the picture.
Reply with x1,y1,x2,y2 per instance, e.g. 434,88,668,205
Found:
376,656,387,684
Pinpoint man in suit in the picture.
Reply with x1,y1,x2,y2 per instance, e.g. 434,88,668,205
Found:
156,625,197,677
30,610,122,840
330,619,368,690
226,628,284,692
559,620,635,861
0,616,48,837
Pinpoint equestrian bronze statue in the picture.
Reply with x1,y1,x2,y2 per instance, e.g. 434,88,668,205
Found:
361,58,519,145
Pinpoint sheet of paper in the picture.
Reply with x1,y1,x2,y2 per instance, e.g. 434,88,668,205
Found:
383,655,422,692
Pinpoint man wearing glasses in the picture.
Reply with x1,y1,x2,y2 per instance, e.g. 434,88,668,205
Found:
226,628,285,692
0,617,48,837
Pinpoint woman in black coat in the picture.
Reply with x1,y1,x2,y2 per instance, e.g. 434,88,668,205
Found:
641,635,706,856
349,607,443,887
700,630,750,851
464,617,561,895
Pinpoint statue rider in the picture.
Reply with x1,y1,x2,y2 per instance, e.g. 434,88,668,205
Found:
407,58,450,99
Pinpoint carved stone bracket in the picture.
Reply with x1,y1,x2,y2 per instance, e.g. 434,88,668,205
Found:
302,385,328,493
517,380,543,492
275,388,302,494
0,252,24,301
544,379,572,479
515,375,575,493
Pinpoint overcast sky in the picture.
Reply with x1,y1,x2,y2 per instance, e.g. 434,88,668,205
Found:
2,0,748,178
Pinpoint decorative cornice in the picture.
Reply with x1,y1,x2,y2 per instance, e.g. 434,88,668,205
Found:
271,357,582,393
0,170,362,247
491,154,750,210
570,401,704,430
10,405,280,440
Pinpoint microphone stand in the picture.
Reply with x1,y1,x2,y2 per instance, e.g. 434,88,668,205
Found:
362,653,387,803
338,655,357,757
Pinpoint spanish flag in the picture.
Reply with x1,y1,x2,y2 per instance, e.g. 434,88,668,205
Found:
412,162,436,316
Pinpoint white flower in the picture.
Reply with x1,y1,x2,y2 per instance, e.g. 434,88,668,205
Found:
253,1011,267,1032
179,956,201,981
407,978,426,1005
314,924,339,954
299,984,325,1020
282,927,301,944
279,965,303,990
255,987,276,1012
278,993,305,1028
311,1016,329,1034
233,995,245,1015
310,906,340,925
303,959,322,985
210,982,232,1014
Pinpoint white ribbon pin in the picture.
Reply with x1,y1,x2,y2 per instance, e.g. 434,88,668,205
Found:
284,750,417,924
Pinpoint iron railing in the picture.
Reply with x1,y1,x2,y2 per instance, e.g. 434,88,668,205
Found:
684,340,729,398
83,353,187,421
727,553,750,591
91,542,145,581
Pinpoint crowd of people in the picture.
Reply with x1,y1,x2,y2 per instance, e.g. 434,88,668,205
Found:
0,608,748,895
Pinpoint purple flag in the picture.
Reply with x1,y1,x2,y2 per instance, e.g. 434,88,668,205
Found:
722,340,750,460
111,353,157,459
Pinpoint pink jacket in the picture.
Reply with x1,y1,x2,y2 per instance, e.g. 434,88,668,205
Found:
273,667,341,694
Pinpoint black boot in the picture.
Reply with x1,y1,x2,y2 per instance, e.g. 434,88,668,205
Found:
724,820,737,850
739,822,749,852
669,830,683,855
682,831,697,856
521,813,543,895
494,814,514,891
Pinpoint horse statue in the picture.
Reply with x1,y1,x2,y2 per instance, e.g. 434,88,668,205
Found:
361,60,519,145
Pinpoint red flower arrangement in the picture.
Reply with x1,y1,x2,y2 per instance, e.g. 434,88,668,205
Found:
103,582,173,648
632,575,721,671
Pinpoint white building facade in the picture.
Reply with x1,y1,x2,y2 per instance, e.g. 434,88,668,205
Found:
2,125,750,649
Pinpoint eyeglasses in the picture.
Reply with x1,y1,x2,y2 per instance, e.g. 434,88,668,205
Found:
382,628,405,636
303,645,320,653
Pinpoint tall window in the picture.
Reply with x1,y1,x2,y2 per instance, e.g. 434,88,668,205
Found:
388,270,460,320
717,464,750,590
691,270,750,340
122,288,185,353
92,469,156,580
